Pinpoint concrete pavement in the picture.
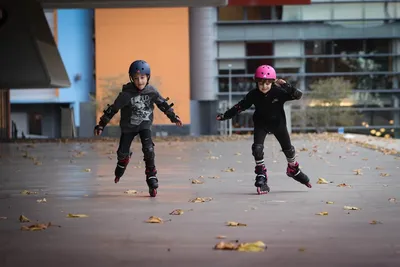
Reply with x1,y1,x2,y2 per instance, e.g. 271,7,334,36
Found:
0,134,400,267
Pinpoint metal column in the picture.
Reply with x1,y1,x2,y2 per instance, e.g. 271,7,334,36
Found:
189,7,218,136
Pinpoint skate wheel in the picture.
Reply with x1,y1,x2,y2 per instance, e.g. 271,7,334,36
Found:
149,188,157,197
257,187,268,195
305,182,312,188
114,177,120,184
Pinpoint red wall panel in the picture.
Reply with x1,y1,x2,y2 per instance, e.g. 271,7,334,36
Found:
229,0,310,5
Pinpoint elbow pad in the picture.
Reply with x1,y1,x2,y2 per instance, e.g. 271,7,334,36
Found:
158,97,175,113
292,89,303,100
99,104,117,126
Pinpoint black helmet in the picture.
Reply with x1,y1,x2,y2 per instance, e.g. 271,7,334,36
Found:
129,60,151,77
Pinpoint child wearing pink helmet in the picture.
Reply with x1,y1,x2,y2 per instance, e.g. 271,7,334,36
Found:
217,65,311,194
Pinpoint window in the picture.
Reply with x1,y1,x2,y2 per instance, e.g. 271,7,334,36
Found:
245,42,273,74
306,58,333,73
246,6,272,20
218,6,244,21
305,74,394,90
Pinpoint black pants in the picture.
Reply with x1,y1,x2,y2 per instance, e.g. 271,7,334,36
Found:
253,124,293,161
116,129,155,168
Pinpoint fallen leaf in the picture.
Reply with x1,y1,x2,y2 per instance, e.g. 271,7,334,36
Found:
169,209,184,215
317,178,330,184
21,222,52,231
34,161,42,166
380,173,390,177
362,158,368,161
337,183,352,188
67,213,88,218
216,235,227,239
370,220,383,225
36,198,47,203
226,221,247,227
375,166,384,170
189,197,213,203
191,179,204,184
83,168,91,172
298,247,306,252
146,216,163,223
21,190,38,195
223,167,235,172
344,206,359,210
214,241,266,252
234,152,242,156
0,216,7,220
19,215,30,222
206,156,220,160
300,147,308,152
388,198,397,203
124,190,138,194
353,169,363,175
237,241,267,252
315,212,328,216
208,176,220,179
326,201,334,204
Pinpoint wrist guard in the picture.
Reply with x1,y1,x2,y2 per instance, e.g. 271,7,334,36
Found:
99,104,117,127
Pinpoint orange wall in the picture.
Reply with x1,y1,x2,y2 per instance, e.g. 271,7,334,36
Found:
95,8,190,125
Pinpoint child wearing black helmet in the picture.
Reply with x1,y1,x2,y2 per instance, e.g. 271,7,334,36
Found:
217,64,311,195
94,60,182,197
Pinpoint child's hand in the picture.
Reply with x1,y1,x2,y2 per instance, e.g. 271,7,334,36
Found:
216,114,225,121
172,115,183,127
276,79,286,86
93,125,103,136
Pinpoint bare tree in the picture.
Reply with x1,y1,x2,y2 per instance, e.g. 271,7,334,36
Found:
292,77,361,131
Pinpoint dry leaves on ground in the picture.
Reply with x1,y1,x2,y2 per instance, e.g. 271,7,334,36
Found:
67,213,89,218
21,190,38,195
124,190,138,194
353,169,363,175
343,206,360,210
21,222,60,231
317,178,331,184
337,183,352,188
189,197,213,203
146,216,163,223
214,241,266,252
315,212,329,216
226,221,247,227
222,167,235,172
19,215,30,222
169,209,184,215
191,179,204,184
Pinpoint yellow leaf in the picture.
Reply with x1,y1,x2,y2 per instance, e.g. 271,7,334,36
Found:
223,167,235,172
208,176,220,179
370,220,383,225
146,216,163,223
375,166,384,170
298,247,306,252
315,212,328,216
83,168,91,172
234,152,242,156
19,215,30,222
216,235,227,239
326,201,334,204
353,169,363,175
380,173,390,177
21,222,51,231
337,183,351,188
191,179,204,184
226,221,247,226
214,241,237,250
317,178,330,184
189,197,213,203
237,241,267,252
169,209,184,215
124,190,138,194
67,213,88,218
343,206,359,210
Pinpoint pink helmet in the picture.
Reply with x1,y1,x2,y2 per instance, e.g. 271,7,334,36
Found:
254,65,276,80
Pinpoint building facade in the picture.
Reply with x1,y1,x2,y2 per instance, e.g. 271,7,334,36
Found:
216,0,400,137
9,0,400,138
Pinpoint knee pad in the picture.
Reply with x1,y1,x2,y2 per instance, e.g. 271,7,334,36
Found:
142,145,155,161
283,146,296,162
251,144,264,160
117,151,132,161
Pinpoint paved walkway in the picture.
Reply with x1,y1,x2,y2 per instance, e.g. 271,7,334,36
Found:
0,134,400,267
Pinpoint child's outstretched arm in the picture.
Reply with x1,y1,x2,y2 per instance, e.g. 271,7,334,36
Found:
93,91,131,135
154,94,183,127
216,91,254,121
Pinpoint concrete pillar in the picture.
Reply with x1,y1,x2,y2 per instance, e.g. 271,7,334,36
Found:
392,39,400,138
189,7,218,136
0,89,10,140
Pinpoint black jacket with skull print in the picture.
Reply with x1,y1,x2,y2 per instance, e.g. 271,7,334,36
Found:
108,82,178,133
